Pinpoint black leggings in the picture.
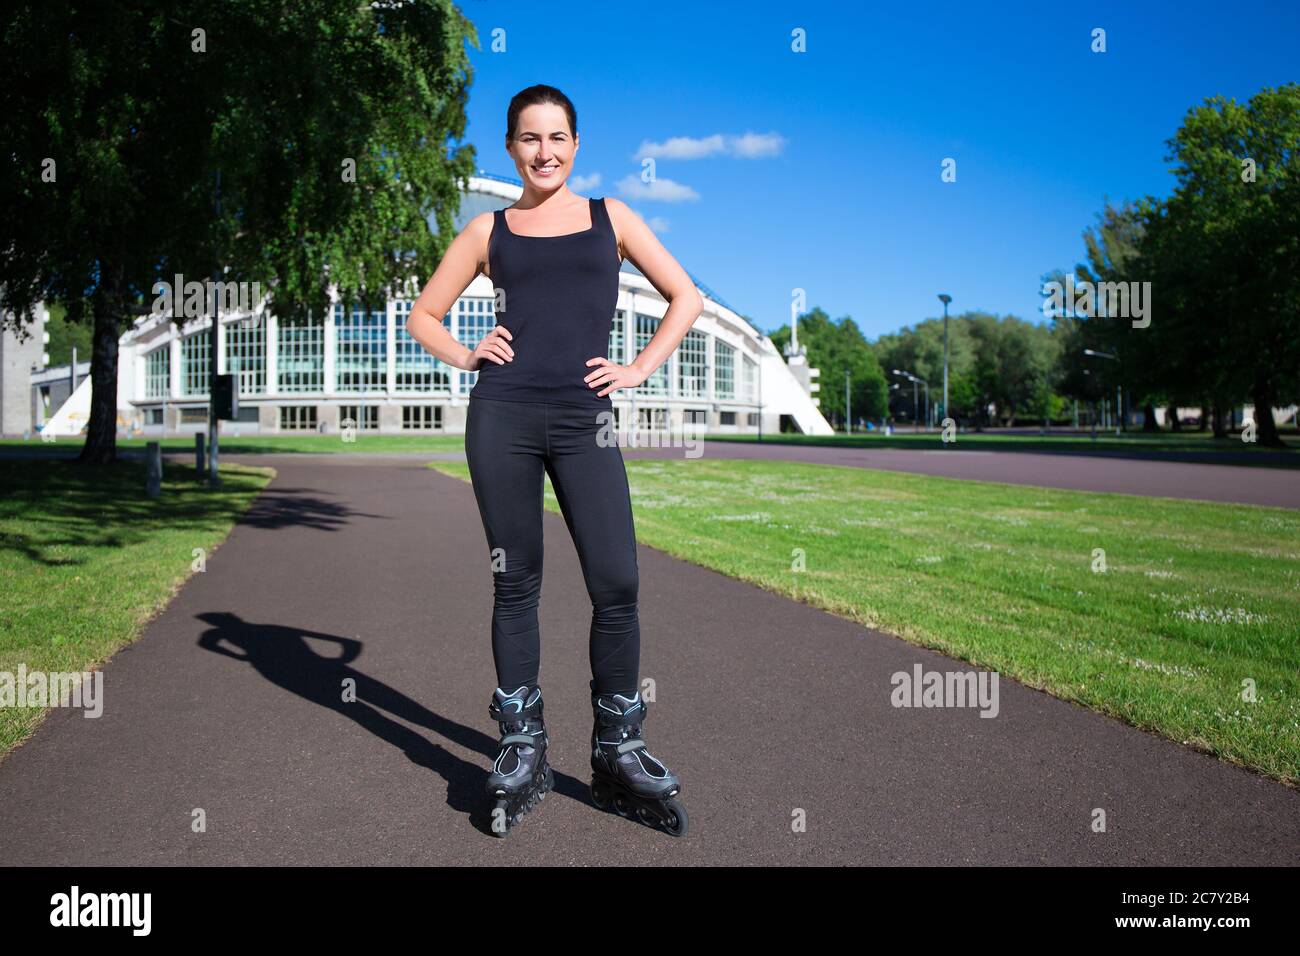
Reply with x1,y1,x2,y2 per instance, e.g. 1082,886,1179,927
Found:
464,395,640,698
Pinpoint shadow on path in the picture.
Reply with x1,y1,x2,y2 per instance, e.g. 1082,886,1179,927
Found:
195,610,589,836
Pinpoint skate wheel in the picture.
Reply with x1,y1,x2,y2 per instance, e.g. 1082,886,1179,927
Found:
591,778,613,810
612,792,633,817
661,798,688,837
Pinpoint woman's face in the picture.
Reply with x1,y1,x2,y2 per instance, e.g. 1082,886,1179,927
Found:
508,102,577,191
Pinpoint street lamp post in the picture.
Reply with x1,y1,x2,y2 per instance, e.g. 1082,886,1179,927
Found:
892,369,927,434
937,294,952,427
1083,348,1121,438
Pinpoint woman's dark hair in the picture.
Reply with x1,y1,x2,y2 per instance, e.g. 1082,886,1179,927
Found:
506,85,577,143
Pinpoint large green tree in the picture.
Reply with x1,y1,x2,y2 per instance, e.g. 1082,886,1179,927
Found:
1155,84,1300,445
0,0,477,462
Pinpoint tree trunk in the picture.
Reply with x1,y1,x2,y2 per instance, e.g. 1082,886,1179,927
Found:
1251,378,1285,447
78,276,122,465
1166,403,1181,432
1142,401,1159,432
1210,398,1229,439
1196,399,1208,431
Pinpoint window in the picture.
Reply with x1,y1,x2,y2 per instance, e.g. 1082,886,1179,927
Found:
747,412,760,427
145,347,169,399
608,309,626,364
637,407,668,430
634,314,668,395
720,411,736,425
335,302,387,391
279,405,318,430
742,354,757,403
715,341,735,399
180,406,208,424
225,318,266,394
456,297,496,392
678,329,707,398
683,408,707,424
146,408,164,425
394,300,451,392
181,333,210,396
278,312,324,392
402,405,442,430
339,405,378,430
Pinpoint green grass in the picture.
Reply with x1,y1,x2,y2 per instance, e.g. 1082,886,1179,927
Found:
0,458,275,759
430,456,1300,785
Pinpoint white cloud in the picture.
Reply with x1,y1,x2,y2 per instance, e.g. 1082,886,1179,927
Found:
645,216,670,233
569,172,601,192
615,174,700,202
729,131,786,158
634,134,727,160
633,131,785,160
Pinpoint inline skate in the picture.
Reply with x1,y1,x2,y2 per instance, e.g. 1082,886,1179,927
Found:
485,684,553,837
589,686,687,836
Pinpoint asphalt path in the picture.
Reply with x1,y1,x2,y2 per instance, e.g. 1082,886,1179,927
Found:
0,452,1295,865
620,442,1298,509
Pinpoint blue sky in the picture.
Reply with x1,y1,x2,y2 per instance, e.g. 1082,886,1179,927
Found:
456,0,1298,340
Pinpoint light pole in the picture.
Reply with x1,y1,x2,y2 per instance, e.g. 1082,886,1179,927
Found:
1083,348,1122,438
938,294,952,426
892,369,925,434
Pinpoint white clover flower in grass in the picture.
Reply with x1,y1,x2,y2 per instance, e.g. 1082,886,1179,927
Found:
1173,606,1268,625
1126,657,1200,678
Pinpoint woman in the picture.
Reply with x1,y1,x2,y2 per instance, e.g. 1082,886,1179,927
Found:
405,84,703,837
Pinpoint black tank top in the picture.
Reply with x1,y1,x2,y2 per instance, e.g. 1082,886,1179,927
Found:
470,196,621,407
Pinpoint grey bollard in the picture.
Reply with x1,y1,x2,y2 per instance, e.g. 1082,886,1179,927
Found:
195,431,205,478
146,441,162,498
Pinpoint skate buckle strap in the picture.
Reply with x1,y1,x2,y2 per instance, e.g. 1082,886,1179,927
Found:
499,732,540,747
615,738,647,755
490,698,542,722
594,699,648,726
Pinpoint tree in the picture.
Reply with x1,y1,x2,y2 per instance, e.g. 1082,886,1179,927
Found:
1154,84,1300,445
768,307,889,427
0,1,478,462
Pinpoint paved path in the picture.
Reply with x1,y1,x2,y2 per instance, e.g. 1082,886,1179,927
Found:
623,443,1299,509
0,454,1295,864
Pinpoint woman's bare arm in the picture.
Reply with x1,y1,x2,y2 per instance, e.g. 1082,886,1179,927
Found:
405,213,512,370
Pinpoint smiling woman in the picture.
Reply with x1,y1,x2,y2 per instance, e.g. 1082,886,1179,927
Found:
403,83,702,838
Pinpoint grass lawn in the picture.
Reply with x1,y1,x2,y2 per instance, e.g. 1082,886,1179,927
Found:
431,456,1300,785
0,458,275,759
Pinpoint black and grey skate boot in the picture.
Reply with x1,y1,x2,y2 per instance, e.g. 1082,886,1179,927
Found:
486,684,553,836
589,686,687,837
